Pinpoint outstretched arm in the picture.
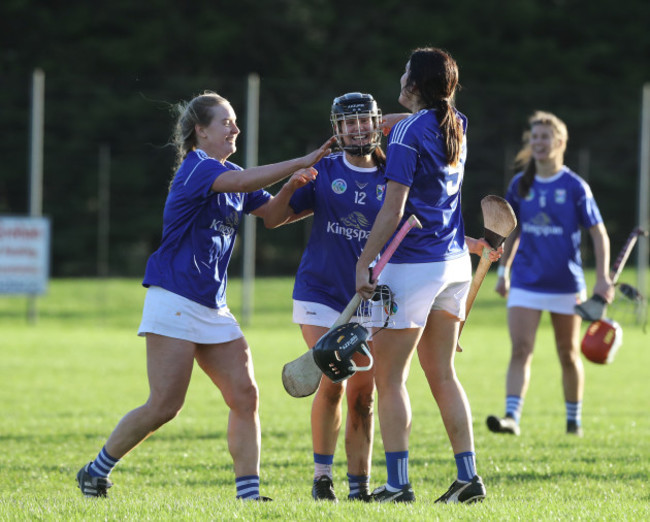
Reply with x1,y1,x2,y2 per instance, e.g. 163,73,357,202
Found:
255,168,316,227
211,137,334,194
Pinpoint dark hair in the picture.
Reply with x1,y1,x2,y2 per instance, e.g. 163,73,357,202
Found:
405,47,463,166
372,146,386,169
171,91,229,172
514,111,569,197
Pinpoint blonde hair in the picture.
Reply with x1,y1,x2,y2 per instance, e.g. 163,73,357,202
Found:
514,111,569,197
171,91,229,173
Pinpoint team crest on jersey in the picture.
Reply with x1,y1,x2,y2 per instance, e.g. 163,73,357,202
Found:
554,189,567,204
332,179,347,194
376,184,386,201
524,188,535,201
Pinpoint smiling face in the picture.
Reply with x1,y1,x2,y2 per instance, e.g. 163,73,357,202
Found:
330,93,382,158
529,123,565,164
340,115,375,149
195,102,240,163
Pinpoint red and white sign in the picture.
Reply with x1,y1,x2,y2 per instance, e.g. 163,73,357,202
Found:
0,216,50,295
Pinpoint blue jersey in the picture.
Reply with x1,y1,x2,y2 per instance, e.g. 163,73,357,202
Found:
385,109,468,263
290,152,385,312
143,149,271,309
505,167,603,294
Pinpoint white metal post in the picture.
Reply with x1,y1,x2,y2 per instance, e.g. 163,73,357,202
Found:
638,84,650,322
241,73,260,325
98,144,110,278
27,68,45,323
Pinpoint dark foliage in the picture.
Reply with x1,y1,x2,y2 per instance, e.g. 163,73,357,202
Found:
1,0,648,276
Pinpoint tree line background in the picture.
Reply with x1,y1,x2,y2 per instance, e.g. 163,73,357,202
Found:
1,0,648,277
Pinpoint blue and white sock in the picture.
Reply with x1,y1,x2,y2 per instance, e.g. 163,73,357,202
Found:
505,395,524,423
236,475,261,500
385,450,409,490
347,473,370,498
88,446,120,478
454,451,477,483
566,401,582,426
314,453,334,481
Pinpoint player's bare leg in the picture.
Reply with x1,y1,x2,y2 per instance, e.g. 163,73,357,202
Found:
417,310,473,454
485,307,540,435
311,376,344,455
300,325,342,457
550,312,584,434
195,337,261,477
104,334,196,458
550,312,583,402
372,327,420,452
506,307,542,398
344,362,374,477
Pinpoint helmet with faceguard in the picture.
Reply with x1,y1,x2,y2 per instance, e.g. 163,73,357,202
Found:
312,322,373,383
330,92,382,156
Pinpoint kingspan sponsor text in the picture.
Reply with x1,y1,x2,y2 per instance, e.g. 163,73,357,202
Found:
327,221,370,241
210,220,235,236
522,222,563,236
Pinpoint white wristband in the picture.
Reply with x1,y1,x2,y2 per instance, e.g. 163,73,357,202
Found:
497,265,507,278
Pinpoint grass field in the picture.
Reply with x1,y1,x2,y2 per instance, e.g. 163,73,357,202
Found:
1,273,648,521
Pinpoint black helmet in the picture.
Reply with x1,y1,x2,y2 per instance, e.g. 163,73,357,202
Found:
312,322,373,383
330,92,382,156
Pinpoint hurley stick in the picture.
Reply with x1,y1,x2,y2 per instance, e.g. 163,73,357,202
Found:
457,195,517,351
282,214,422,398
574,227,648,321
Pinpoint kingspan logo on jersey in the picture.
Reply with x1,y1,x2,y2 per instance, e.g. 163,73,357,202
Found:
522,212,563,237
327,211,371,241
209,211,239,237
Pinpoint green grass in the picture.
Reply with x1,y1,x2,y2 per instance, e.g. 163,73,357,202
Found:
1,273,648,521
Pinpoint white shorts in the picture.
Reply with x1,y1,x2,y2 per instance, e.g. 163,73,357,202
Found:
293,300,364,328
374,255,472,329
138,286,244,344
507,287,587,315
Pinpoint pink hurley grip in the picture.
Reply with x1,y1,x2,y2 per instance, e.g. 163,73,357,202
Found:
372,214,422,279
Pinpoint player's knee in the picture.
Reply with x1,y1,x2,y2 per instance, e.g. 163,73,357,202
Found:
319,380,345,405
511,343,534,362
557,345,581,367
146,400,184,427
350,391,374,420
227,382,259,415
